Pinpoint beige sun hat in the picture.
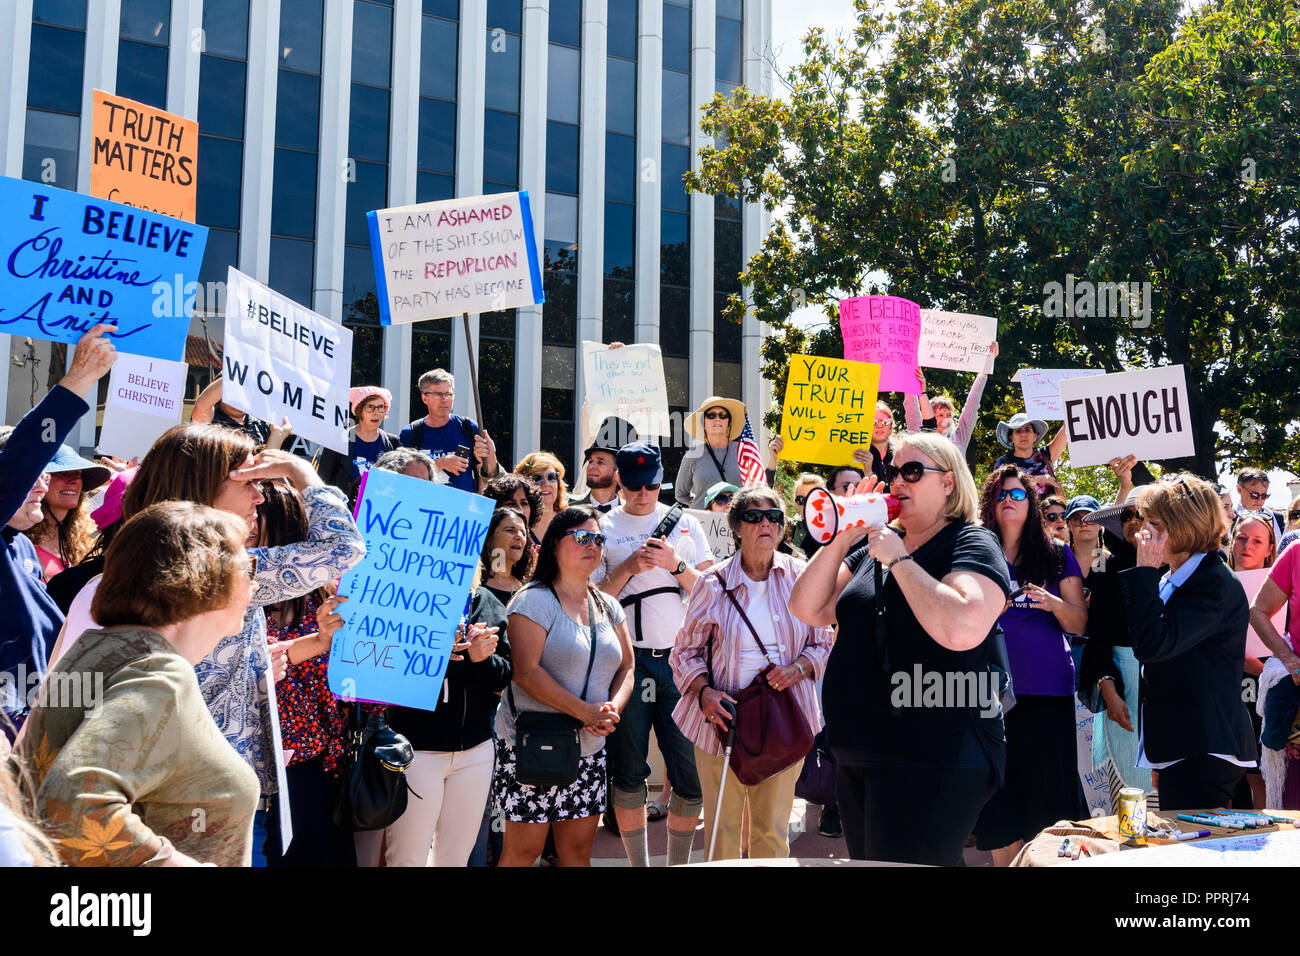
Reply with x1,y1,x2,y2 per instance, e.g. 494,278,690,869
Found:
685,396,747,442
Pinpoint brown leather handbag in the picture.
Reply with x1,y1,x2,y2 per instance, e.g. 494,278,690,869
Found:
706,580,814,786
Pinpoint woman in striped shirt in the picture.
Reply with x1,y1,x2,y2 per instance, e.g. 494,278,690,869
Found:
670,486,833,860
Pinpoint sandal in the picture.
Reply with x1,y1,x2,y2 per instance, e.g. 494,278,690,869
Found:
647,802,668,822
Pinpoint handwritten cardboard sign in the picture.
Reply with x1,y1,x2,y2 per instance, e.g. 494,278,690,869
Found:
685,508,734,560
779,353,881,467
0,176,207,361
1236,568,1287,659
90,89,198,221
222,267,354,455
838,295,923,393
580,340,671,438
367,191,544,324
97,353,188,460
917,310,997,374
1013,367,1106,419
1059,365,1194,467
329,469,493,711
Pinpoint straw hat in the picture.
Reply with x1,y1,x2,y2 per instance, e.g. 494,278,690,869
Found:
685,396,747,442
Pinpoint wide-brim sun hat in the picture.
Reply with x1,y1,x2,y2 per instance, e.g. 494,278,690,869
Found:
1088,486,1151,539
685,396,747,443
996,412,1050,450
46,444,111,491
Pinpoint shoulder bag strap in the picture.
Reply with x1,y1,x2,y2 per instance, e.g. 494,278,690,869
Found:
579,589,600,700
704,442,730,483
719,577,773,664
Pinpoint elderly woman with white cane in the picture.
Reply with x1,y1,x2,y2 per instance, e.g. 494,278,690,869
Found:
671,486,833,861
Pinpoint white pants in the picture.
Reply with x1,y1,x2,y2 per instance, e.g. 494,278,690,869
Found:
382,740,495,867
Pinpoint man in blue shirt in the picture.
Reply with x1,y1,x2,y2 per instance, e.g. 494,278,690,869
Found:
1,325,118,738
399,369,500,494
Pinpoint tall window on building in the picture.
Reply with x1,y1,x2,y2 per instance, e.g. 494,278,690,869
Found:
117,0,169,108
660,0,692,482
714,0,744,399
343,0,394,386
269,0,324,309
603,0,636,347
23,1,88,192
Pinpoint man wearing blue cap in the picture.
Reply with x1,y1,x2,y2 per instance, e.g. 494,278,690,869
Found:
595,440,715,866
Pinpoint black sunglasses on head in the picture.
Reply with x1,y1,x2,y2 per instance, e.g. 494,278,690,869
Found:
886,461,949,484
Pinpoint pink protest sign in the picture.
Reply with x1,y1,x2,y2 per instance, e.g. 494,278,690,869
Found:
838,296,924,393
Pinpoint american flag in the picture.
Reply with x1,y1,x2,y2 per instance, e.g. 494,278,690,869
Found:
737,414,768,487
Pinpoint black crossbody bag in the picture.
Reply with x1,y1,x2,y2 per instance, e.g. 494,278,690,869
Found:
508,588,601,788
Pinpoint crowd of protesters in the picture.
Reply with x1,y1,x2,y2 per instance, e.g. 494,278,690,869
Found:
1,326,1295,869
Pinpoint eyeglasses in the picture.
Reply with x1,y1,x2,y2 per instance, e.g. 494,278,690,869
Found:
561,529,606,548
713,494,733,506
529,471,560,484
739,509,785,526
359,403,389,413
1121,508,1143,523
422,390,453,399
885,462,950,484
245,554,259,581
794,494,809,507
1242,488,1269,502
1043,511,1066,523
996,488,1028,502
704,411,731,421
625,483,661,493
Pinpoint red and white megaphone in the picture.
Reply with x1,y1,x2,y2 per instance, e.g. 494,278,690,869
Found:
802,487,901,545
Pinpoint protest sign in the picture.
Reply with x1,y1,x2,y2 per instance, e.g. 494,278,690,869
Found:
838,295,923,393
222,267,353,455
686,508,735,560
779,354,881,467
1235,569,1287,659
917,310,998,374
90,89,198,221
0,176,207,361
97,353,188,460
1059,365,1194,468
1014,367,1106,419
367,191,544,324
329,469,493,711
581,341,671,437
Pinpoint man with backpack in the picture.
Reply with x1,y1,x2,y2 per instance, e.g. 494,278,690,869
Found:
399,369,500,494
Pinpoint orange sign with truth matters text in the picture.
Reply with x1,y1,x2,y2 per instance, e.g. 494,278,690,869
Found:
90,89,197,222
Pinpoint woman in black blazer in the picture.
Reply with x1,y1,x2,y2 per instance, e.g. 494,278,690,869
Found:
1121,474,1257,811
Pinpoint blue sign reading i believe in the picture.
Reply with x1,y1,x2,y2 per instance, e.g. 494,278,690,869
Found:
328,467,495,711
0,175,208,361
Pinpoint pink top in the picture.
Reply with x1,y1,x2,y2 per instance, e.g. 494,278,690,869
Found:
670,552,833,757
1268,541,1300,652
34,544,67,582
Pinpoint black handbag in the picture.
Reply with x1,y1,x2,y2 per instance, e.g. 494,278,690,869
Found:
508,588,600,788
334,708,416,831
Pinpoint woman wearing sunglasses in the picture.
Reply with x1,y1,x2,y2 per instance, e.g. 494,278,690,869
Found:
493,505,635,866
514,452,569,546
789,433,1011,866
974,466,1088,866
670,487,833,860
675,397,751,508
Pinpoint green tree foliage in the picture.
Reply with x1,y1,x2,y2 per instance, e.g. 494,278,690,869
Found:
688,0,1300,485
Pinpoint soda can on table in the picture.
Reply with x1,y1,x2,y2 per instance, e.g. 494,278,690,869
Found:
1118,788,1147,845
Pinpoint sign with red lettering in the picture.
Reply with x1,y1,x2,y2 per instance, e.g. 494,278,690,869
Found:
1060,365,1194,467
90,90,198,222
367,192,544,324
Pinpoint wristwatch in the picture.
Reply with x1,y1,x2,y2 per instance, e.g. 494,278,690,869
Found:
672,559,687,576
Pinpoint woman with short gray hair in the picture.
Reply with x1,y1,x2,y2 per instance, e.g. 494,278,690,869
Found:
373,448,445,483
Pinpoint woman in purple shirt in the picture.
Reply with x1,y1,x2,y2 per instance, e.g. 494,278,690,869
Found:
974,465,1089,866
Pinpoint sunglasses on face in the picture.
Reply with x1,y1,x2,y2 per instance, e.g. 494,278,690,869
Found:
1067,514,1094,527
1290,510,1300,521
1121,509,1143,523
529,471,560,484
624,482,661,493
1043,511,1066,523
713,494,733,506
996,488,1028,502
886,462,949,484
794,494,809,507
704,411,731,421
740,509,785,526
1242,489,1268,502
561,529,606,548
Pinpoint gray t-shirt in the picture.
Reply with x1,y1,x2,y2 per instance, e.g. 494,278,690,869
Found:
494,584,627,756
675,440,744,507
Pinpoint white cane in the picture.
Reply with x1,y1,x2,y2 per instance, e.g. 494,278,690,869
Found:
707,700,738,863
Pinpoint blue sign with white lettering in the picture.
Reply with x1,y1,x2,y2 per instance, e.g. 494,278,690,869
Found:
0,175,208,361
328,467,495,710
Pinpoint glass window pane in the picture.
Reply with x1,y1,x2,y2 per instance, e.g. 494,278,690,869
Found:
544,192,578,271
352,1,393,87
417,171,455,202
275,71,320,151
606,57,636,135
545,121,579,195
116,40,168,110
410,330,451,416
272,149,317,239
268,236,315,307
120,0,169,43
660,211,689,286
198,56,247,139
485,29,521,113
199,226,238,290
423,0,459,19
607,1,637,60
605,132,635,202
714,360,741,399
603,202,635,278
418,97,456,175
348,84,390,163
718,0,743,19
660,287,689,358
661,68,690,146
479,334,516,461
23,109,79,189
280,0,324,73
714,219,742,292
603,278,634,344
197,136,243,230
202,0,249,59
483,110,519,186
549,0,581,47
420,15,458,101
34,0,86,30
543,274,576,344
715,191,741,221
27,25,85,114
343,245,380,325
486,0,522,34
547,45,580,124
661,143,689,212
716,16,742,84
345,160,388,246
541,345,575,389
662,4,691,73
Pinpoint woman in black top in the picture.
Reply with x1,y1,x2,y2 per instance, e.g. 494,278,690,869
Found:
790,432,1011,866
